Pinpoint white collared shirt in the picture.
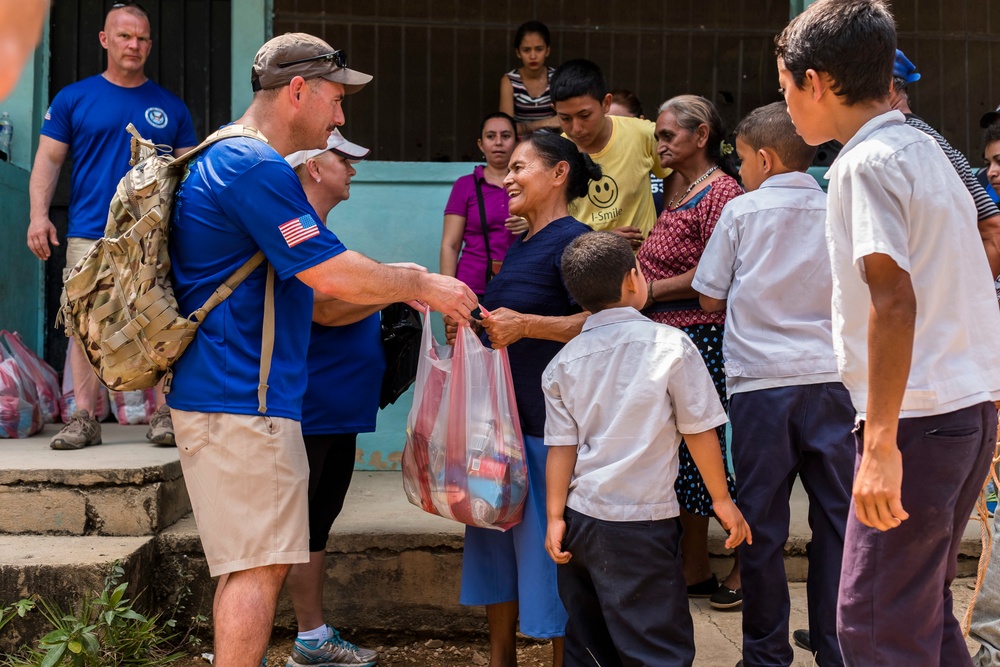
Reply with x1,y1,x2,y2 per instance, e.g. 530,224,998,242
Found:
542,307,727,521
825,110,1000,418
693,171,840,395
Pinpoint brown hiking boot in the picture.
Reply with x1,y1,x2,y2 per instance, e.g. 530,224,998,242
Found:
50,410,102,450
146,404,175,446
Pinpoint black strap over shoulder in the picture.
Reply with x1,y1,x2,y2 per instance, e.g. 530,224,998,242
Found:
473,169,494,288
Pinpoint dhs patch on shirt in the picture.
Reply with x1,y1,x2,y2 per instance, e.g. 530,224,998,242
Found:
278,214,320,247
145,107,168,128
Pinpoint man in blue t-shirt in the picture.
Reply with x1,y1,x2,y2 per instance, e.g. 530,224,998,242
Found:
27,2,197,451
168,33,476,667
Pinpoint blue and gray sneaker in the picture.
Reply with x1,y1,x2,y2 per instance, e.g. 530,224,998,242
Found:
285,626,378,667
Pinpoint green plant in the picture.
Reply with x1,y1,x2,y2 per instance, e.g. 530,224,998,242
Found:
3,562,184,667
0,599,34,634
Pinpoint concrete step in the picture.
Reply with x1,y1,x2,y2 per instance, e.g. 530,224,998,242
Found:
0,423,190,536
0,424,990,646
0,534,157,651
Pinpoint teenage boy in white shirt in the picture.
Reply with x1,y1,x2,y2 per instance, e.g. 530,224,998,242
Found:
693,102,855,667
775,1,1000,664
543,231,751,667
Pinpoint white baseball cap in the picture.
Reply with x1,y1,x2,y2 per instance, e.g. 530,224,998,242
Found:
285,129,370,168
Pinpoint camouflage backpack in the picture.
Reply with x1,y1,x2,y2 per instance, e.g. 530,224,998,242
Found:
62,123,277,413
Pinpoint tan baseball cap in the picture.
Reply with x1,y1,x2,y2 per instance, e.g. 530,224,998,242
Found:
251,33,372,94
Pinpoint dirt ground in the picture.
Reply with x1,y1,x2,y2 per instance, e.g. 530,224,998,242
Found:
174,634,551,667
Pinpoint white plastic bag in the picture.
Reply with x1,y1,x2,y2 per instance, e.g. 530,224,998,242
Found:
402,309,527,530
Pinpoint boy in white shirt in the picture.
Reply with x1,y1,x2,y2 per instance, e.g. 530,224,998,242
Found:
693,102,855,667
776,1,1000,664
543,231,751,667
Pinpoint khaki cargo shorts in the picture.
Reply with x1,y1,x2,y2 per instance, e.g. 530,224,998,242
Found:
171,409,310,577
60,236,95,313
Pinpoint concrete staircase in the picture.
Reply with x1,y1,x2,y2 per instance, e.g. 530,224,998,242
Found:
0,422,990,650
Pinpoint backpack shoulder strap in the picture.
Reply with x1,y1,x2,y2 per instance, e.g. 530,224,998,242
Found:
172,124,270,167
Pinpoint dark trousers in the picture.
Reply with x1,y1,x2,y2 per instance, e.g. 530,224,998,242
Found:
837,402,996,667
731,383,855,667
557,508,694,667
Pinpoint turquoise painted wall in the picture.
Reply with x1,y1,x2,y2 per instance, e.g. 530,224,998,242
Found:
0,164,39,349
326,161,472,470
0,23,48,353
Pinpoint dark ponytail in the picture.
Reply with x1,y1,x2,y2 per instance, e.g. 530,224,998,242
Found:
523,130,603,203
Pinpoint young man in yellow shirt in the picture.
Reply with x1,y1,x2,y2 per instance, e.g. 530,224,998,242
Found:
551,59,669,248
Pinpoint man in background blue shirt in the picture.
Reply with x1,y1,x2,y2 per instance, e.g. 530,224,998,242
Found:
27,2,197,450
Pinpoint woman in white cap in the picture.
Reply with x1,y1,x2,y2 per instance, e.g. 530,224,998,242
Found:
282,130,382,667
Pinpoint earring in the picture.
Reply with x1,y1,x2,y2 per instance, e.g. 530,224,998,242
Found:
315,177,322,183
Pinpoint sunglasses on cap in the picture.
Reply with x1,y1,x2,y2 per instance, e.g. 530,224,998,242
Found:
278,49,347,70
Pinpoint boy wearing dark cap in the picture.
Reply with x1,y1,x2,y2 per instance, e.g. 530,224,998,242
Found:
776,1,1000,664
168,33,476,667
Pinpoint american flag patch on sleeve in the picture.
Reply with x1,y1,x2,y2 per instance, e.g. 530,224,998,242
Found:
278,214,320,247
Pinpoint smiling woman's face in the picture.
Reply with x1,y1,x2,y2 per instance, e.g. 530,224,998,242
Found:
503,141,557,219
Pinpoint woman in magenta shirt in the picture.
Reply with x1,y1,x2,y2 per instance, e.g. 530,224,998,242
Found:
440,112,520,297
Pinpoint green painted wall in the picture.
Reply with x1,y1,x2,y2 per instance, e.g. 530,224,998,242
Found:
327,161,470,470
0,164,39,350
0,24,48,353
231,0,271,119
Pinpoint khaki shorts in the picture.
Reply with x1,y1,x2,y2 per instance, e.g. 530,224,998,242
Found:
60,237,97,312
171,409,310,577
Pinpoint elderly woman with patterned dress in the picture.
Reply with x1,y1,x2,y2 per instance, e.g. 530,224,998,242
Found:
636,94,745,610
499,21,560,134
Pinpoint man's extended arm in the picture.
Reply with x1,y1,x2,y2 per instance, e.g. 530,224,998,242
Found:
297,249,476,324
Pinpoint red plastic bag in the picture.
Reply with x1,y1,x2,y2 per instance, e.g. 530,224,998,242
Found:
0,331,61,423
402,309,527,531
110,389,156,424
0,358,44,438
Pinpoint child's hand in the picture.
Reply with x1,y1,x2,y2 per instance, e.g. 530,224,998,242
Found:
713,499,752,550
545,518,572,564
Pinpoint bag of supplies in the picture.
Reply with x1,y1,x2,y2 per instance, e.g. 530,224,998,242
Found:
0,330,61,423
401,308,527,531
0,357,43,438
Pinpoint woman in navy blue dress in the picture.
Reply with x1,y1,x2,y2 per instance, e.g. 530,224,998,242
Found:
447,131,602,667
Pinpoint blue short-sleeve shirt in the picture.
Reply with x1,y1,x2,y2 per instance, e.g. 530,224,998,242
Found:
167,137,346,419
41,75,198,239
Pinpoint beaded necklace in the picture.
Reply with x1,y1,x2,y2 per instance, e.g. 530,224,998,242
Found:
667,165,719,209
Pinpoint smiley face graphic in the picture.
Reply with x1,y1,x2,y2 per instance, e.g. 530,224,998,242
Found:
588,175,619,209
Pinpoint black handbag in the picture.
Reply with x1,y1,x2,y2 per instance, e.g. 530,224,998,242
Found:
378,303,422,409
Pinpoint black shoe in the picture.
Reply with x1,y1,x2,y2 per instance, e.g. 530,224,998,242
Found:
792,628,811,652
686,574,719,597
709,585,742,610
735,661,744,667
